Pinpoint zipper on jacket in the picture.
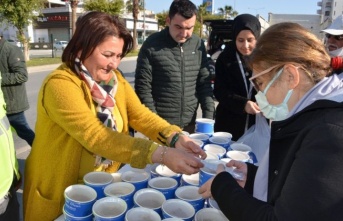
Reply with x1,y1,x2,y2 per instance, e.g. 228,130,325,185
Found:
179,43,185,127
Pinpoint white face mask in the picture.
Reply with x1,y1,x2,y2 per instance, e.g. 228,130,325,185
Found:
328,47,343,57
255,68,293,121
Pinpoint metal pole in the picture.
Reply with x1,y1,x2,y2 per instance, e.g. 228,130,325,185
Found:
143,0,146,42
51,34,55,58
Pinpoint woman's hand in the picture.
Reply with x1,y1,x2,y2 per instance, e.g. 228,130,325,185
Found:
244,101,260,114
198,160,248,198
169,133,207,160
226,160,248,188
151,146,204,175
198,164,225,199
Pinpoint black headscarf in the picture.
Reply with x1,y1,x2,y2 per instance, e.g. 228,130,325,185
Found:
231,14,261,74
233,14,261,40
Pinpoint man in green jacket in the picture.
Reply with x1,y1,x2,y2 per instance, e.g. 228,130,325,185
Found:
135,0,215,133
0,36,35,146
0,74,21,221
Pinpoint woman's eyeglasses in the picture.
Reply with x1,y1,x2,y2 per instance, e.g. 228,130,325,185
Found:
325,34,343,41
249,65,280,91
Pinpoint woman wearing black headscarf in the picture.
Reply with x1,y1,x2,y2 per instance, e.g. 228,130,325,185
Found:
213,14,262,140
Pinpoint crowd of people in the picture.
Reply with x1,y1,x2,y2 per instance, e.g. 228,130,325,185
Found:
1,0,343,220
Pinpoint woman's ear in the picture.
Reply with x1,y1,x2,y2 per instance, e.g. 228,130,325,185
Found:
284,64,300,89
77,50,82,58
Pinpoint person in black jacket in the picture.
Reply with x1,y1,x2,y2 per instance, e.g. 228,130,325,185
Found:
135,0,214,133
0,36,35,146
213,14,262,141
199,22,343,220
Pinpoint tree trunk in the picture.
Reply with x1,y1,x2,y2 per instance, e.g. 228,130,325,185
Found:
70,0,79,35
132,0,139,50
199,17,203,38
17,30,30,61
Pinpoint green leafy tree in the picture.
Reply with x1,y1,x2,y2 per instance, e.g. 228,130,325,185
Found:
125,0,143,50
0,0,45,61
83,0,124,15
125,0,143,13
197,3,210,38
218,5,238,19
156,10,168,30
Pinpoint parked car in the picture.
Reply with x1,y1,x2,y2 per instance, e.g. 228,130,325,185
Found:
7,39,22,48
204,19,234,84
53,41,68,50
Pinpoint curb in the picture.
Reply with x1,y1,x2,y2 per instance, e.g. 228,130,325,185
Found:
27,64,60,74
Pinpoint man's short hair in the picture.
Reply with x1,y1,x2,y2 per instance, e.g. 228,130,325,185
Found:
169,0,197,20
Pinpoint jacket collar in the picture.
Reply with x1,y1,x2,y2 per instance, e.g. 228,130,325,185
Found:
271,99,343,134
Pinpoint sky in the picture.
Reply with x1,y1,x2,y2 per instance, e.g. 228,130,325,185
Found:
144,0,320,20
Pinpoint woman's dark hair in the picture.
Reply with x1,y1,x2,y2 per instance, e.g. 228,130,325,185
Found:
62,11,133,71
168,0,197,19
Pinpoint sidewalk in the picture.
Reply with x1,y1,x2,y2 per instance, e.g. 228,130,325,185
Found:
26,56,138,74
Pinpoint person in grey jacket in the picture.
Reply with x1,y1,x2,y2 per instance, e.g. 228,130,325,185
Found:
135,0,215,133
0,36,35,146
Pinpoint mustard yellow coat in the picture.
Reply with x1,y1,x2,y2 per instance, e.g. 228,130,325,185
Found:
23,64,180,220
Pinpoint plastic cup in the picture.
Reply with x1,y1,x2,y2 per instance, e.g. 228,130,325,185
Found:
133,188,166,217
230,143,252,152
204,151,219,160
121,170,150,193
150,164,160,179
208,136,231,150
207,198,220,210
194,208,228,221
226,150,250,162
191,139,204,149
189,133,210,144
125,207,161,221
104,182,135,209
83,171,113,200
155,165,182,185
64,184,97,217
161,218,183,221
195,118,215,135
92,196,127,221
212,132,232,141
63,206,94,221
175,186,205,212
203,144,227,159
162,199,195,221
181,172,199,187
148,177,178,200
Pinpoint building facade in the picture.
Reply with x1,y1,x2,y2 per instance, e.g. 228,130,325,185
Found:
317,0,343,36
1,0,158,47
268,14,322,38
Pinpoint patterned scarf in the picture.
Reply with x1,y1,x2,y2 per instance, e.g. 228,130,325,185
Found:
74,58,118,171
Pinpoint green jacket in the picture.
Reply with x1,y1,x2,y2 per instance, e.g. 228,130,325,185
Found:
0,74,20,199
135,27,215,128
0,38,29,114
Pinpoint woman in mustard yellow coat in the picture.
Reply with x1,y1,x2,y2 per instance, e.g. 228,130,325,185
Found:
23,11,205,220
